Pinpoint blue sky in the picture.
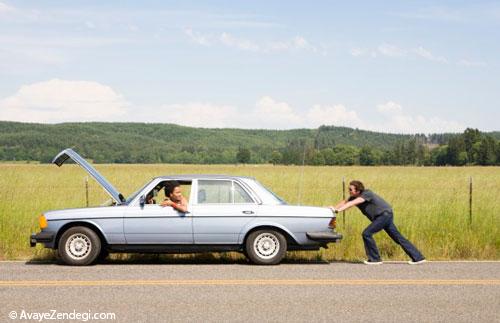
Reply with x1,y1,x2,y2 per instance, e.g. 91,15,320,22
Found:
0,1,499,133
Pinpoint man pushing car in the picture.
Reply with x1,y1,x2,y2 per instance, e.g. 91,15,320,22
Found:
330,180,426,265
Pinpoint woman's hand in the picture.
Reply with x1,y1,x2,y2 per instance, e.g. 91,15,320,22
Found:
160,199,173,207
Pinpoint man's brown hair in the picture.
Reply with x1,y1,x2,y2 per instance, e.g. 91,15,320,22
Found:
349,180,365,193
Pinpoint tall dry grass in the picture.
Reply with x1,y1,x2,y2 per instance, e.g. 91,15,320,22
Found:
0,164,498,261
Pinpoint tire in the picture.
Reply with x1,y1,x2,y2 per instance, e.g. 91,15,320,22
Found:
58,226,101,266
245,229,287,265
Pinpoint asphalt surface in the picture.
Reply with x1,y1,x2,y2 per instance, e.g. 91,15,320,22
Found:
1,261,499,322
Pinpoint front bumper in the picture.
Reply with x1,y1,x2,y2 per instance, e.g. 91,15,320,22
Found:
30,232,55,247
306,231,343,243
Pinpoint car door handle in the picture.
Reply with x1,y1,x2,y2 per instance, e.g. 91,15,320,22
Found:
242,210,255,215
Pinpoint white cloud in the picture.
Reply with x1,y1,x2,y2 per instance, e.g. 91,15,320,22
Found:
306,104,364,128
0,84,465,133
184,29,323,54
253,96,301,128
413,46,448,63
378,43,407,57
291,36,317,52
133,96,300,129
350,48,365,57
0,1,14,14
0,79,129,123
353,43,454,65
148,98,463,133
156,102,239,128
184,28,211,46
265,35,320,53
377,101,403,114
148,96,301,129
148,97,363,130
220,32,260,52
383,114,463,134
219,33,320,53
373,101,464,133
350,47,378,58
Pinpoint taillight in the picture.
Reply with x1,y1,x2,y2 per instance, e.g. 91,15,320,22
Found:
328,217,337,229
39,214,48,229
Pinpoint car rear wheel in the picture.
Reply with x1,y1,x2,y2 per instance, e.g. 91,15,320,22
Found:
245,229,287,265
58,226,101,266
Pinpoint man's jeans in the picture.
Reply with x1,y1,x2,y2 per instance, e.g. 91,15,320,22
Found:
362,212,424,262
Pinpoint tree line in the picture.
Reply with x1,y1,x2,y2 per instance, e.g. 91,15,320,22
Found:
267,128,500,166
0,121,499,166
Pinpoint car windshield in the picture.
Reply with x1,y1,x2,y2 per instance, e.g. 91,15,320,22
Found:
125,182,151,204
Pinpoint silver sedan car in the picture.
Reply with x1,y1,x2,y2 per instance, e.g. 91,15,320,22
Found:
30,148,342,265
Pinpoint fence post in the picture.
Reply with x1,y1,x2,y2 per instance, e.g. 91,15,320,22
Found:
342,177,346,226
85,176,89,207
469,176,472,225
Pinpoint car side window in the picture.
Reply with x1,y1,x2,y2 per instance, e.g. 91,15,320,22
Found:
144,181,192,206
198,180,232,204
234,182,253,203
197,180,254,204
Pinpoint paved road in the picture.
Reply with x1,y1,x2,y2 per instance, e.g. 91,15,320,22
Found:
1,261,499,322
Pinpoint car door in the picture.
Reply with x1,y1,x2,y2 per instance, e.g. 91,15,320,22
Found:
190,179,257,244
124,203,193,244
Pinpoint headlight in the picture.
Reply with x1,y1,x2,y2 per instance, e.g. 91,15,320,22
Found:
39,214,48,229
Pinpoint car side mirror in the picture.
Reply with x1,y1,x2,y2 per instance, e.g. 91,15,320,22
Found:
139,195,146,207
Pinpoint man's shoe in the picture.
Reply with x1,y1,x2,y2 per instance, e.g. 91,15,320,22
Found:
408,259,427,265
363,260,383,265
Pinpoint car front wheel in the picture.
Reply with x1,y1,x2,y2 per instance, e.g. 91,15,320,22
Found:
58,226,101,266
245,229,287,265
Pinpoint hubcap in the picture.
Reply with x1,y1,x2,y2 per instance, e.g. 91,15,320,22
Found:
65,233,92,260
254,233,280,259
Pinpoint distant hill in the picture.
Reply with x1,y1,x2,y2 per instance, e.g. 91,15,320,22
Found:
0,121,497,165
0,121,408,163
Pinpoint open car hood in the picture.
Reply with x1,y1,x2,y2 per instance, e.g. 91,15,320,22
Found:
52,148,125,204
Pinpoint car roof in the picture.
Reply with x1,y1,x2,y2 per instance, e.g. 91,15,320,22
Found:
152,174,256,181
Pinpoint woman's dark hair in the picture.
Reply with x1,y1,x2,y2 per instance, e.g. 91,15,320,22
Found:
349,180,365,193
164,180,180,196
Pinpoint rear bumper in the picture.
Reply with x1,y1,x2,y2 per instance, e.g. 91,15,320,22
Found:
30,232,55,247
306,231,343,243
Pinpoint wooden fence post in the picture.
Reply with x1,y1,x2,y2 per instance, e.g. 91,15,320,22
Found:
85,176,89,207
342,177,346,226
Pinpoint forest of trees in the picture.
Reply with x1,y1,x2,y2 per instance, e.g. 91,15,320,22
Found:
0,121,499,166
273,128,500,166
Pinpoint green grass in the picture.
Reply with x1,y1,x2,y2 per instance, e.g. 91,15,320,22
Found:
0,164,499,261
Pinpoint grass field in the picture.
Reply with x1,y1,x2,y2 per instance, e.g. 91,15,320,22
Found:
0,164,499,262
